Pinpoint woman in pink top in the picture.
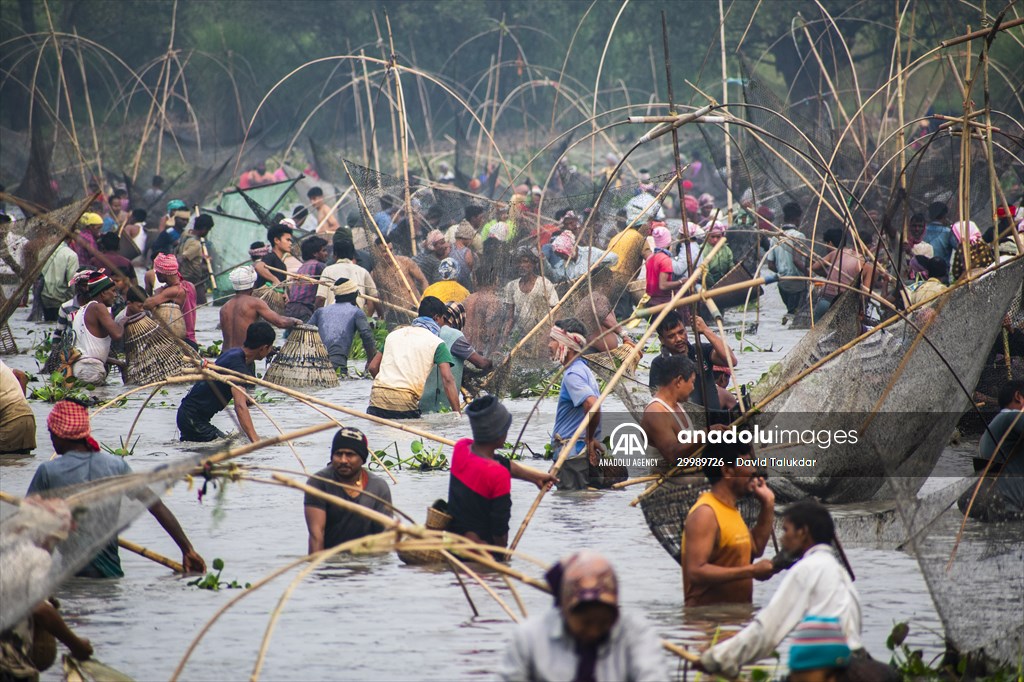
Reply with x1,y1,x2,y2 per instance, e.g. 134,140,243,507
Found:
645,226,681,307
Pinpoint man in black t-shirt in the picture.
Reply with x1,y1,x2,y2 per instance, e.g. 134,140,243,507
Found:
254,224,293,288
303,427,393,552
176,322,276,442
651,311,737,413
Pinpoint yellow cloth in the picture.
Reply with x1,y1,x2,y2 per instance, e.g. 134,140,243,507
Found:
681,490,753,606
607,228,646,278
422,280,470,304
908,278,947,306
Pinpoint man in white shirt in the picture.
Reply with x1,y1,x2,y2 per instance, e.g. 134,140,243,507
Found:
316,239,377,316
698,499,862,678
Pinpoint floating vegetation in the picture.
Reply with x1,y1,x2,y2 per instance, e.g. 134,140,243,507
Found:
188,559,251,591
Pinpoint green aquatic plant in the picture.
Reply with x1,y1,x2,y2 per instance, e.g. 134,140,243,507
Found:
199,339,223,358
886,622,1022,680
101,436,139,457
187,558,250,591
29,372,95,404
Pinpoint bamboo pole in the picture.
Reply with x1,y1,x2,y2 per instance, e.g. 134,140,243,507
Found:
118,538,184,573
72,30,104,192
0,491,186,574
42,3,88,195
258,263,417,316
509,238,727,550
717,0,733,218
360,50,382,176
487,173,679,386
383,12,417,257
198,363,456,448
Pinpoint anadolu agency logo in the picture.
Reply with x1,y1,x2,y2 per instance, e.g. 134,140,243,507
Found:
609,422,649,458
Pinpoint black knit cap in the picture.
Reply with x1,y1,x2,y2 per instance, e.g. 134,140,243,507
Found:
331,427,369,462
466,395,513,445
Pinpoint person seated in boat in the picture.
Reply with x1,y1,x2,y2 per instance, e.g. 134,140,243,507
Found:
958,380,1024,522
0,360,35,455
644,225,681,310
366,296,461,420
69,271,130,386
303,427,393,553
28,399,206,578
549,231,619,285
220,266,301,352
905,256,948,307
176,322,275,443
447,396,556,555
421,257,471,304
950,220,997,281
697,499,864,678
699,222,734,287
499,551,667,681
548,318,605,490
308,278,377,376
420,303,492,414
653,310,737,415
144,253,198,350
681,441,775,607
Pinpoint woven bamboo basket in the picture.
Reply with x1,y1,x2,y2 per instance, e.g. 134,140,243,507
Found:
122,313,199,385
583,342,642,376
263,324,338,388
254,285,287,315
0,322,16,355
397,505,453,566
152,303,187,339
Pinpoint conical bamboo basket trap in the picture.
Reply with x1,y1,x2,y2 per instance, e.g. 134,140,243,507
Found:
121,313,199,385
151,302,187,339
253,285,287,315
262,324,338,388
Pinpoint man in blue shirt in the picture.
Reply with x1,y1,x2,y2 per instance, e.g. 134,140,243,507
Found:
27,399,205,578
176,321,275,442
548,318,604,490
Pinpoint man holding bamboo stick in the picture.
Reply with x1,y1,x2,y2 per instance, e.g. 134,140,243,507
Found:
28,399,206,578
548,318,604,490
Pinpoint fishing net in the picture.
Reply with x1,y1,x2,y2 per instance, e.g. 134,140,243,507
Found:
890,471,1024,666
202,178,301,293
343,160,661,397
760,257,1024,503
0,196,94,327
640,476,763,565
0,454,204,633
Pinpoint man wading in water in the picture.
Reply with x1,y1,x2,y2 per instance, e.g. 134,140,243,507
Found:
447,396,556,554
681,441,776,606
219,266,301,351
28,400,206,577
303,427,392,553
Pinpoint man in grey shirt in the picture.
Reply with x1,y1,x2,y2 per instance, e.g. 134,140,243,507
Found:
500,551,667,681
304,427,393,553
960,380,1024,520
308,278,378,375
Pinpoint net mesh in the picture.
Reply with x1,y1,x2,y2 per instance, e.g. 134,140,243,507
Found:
0,454,203,632
0,196,94,327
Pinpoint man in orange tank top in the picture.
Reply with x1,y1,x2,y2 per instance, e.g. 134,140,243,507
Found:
681,441,776,606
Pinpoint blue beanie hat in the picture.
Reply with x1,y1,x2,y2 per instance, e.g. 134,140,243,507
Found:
788,616,851,672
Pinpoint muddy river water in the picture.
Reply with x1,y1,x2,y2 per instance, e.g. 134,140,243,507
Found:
1,288,988,680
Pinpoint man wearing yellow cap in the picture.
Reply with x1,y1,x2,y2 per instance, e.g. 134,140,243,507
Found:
74,212,104,269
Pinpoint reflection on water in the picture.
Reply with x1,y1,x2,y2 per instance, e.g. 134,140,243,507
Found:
0,292,970,680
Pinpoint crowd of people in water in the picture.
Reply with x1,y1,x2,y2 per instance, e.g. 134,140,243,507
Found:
1,153,1022,680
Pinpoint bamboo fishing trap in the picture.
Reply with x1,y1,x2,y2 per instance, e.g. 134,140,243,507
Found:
263,324,338,389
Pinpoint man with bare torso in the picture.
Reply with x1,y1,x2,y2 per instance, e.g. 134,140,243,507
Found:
219,266,301,350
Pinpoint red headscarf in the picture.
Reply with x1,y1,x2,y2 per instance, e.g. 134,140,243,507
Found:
47,400,100,451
